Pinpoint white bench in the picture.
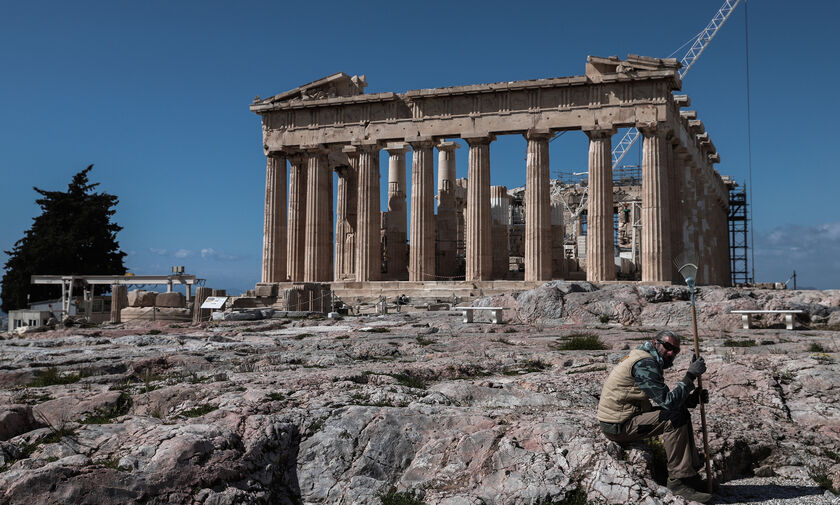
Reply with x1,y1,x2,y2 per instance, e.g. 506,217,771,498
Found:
452,306,505,324
730,309,805,330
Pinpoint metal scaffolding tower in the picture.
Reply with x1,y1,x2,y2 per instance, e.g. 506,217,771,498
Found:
728,182,752,285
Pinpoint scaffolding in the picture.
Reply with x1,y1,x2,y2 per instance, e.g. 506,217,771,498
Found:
728,182,753,285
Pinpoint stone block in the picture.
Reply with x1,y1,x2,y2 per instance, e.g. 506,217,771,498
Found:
255,284,278,297
128,290,157,307
156,292,185,308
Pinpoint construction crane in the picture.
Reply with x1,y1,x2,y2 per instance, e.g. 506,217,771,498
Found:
611,0,742,168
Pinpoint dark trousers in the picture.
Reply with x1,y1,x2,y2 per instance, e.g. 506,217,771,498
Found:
604,410,702,479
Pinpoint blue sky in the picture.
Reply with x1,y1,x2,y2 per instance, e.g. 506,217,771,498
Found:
1,0,838,293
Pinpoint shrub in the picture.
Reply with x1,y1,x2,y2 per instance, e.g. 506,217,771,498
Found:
809,342,827,353
147,329,162,335
552,334,607,351
599,315,610,324
391,372,426,390
179,404,217,418
28,367,92,387
378,487,425,505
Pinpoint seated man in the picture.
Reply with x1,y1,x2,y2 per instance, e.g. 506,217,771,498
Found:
597,330,712,503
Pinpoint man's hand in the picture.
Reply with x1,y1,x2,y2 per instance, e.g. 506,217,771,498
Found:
685,388,709,409
686,355,706,378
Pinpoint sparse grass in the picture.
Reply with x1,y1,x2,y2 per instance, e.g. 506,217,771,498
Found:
809,342,827,353
97,457,131,472
18,390,53,404
503,359,552,376
168,324,184,329
599,315,610,324
823,448,840,463
723,339,756,347
776,370,796,385
490,337,515,346
377,487,425,505
535,488,590,505
335,335,349,340
366,327,390,333
811,471,838,494
567,365,607,375
504,327,518,333
813,353,836,365
415,336,435,346
81,392,133,424
551,334,607,351
179,404,217,418
263,392,285,402
1,426,79,471
391,372,426,389
147,329,162,335
293,333,313,340
27,367,93,387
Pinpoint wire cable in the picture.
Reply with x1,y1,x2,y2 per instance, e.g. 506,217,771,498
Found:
744,0,755,283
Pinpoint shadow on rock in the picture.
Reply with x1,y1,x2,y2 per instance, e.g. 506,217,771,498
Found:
715,483,825,503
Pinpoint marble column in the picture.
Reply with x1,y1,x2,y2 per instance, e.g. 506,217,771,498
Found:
435,141,460,278
355,143,381,282
303,146,331,282
524,130,552,282
334,154,358,281
261,153,287,283
409,140,435,281
110,284,127,324
385,143,409,280
551,202,567,279
490,185,510,279
585,129,616,282
465,135,494,281
667,137,683,282
287,154,307,282
640,124,672,283
338,147,359,280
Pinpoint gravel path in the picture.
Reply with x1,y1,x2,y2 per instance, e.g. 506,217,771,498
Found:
715,477,839,505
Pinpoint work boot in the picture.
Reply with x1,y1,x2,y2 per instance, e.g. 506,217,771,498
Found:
667,477,713,503
681,473,715,492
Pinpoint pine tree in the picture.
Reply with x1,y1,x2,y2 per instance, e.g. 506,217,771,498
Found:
1,165,126,312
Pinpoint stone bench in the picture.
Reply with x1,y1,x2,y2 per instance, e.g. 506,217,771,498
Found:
452,306,505,324
730,309,805,330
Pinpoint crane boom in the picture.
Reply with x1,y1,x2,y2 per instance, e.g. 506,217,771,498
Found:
611,0,742,168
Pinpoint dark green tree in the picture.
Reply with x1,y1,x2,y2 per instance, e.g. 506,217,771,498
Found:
1,165,126,312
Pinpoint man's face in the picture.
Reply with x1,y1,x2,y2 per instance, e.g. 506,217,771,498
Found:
656,335,681,369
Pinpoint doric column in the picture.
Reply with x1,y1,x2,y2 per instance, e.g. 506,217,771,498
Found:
110,284,127,324
334,154,358,281
551,202,567,279
303,146,331,282
585,128,616,282
385,143,409,280
261,153,287,283
435,141,460,278
465,135,494,281
524,129,552,282
676,148,697,262
668,136,683,282
356,143,381,282
287,154,307,282
409,139,435,281
490,185,510,279
335,147,358,281
640,124,672,283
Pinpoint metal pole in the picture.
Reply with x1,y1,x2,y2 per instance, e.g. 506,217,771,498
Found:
690,292,714,494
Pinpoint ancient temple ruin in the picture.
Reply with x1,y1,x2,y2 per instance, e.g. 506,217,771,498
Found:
251,55,731,292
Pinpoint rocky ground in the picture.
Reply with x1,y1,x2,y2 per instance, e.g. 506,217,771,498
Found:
0,282,839,505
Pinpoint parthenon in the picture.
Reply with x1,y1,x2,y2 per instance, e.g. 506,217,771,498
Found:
251,55,731,291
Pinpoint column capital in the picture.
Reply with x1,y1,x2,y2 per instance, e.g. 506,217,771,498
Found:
436,141,461,152
636,122,668,136
266,151,287,160
524,128,552,141
384,142,410,155
408,138,436,149
583,127,617,139
462,133,496,146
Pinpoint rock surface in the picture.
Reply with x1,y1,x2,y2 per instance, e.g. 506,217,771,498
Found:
0,284,837,504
